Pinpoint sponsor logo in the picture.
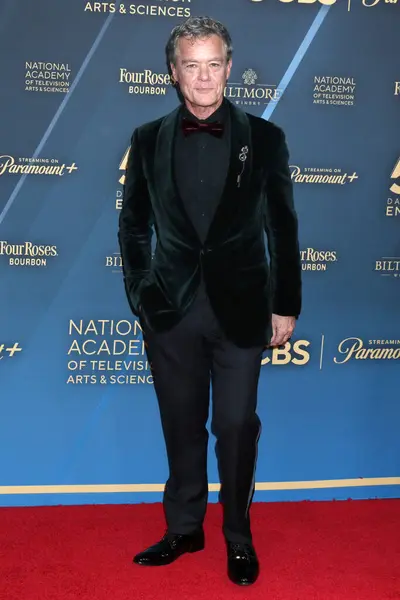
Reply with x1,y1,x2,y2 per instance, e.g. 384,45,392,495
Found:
105,253,123,271
0,343,22,360
66,319,153,385
301,248,338,271
375,257,400,278
119,68,171,96
0,156,78,177
0,241,58,267
84,1,191,17
290,166,358,184
313,76,356,107
25,61,72,94
225,68,282,107
352,0,398,7
386,157,400,217
334,338,400,364
262,340,311,366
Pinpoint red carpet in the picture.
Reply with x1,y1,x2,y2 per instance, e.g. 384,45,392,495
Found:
0,499,399,600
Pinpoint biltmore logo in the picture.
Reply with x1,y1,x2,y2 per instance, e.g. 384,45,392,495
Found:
334,338,400,364
301,248,337,272
375,257,400,278
105,252,154,270
105,253,123,271
225,68,282,107
0,241,58,267
387,157,400,217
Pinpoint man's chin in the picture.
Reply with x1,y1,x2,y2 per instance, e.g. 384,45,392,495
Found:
192,93,220,107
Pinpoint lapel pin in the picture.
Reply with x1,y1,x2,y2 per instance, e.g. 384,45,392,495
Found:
237,146,249,188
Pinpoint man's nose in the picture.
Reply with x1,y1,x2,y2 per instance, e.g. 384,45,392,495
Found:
198,66,211,81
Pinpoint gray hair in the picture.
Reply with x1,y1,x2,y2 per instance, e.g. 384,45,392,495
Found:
166,16,233,66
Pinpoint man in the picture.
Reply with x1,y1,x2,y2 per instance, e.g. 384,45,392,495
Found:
118,16,301,586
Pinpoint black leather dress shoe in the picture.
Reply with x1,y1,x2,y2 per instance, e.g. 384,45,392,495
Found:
226,542,259,585
133,529,205,566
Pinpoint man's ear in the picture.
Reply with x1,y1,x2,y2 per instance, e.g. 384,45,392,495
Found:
226,59,232,80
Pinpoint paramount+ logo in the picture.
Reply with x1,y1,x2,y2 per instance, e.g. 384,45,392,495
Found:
334,338,400,364
262,340,310,366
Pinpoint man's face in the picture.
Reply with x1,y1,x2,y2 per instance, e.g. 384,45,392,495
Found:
170,34,232,111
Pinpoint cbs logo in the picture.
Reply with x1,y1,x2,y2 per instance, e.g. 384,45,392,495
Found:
262,340,310,366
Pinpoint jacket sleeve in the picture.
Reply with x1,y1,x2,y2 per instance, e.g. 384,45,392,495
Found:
118,128,153,315
264,127,302,318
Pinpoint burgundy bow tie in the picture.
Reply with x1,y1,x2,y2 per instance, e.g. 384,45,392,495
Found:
182,117,224,138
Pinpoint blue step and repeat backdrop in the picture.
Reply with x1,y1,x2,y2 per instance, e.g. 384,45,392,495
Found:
0,0,399,507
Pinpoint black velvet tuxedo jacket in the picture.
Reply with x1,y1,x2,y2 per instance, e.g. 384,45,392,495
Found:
118,100,302,348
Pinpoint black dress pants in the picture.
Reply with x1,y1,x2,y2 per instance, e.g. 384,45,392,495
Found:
141,290,263,544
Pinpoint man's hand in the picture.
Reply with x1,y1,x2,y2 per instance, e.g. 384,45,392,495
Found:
269,314,296,347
